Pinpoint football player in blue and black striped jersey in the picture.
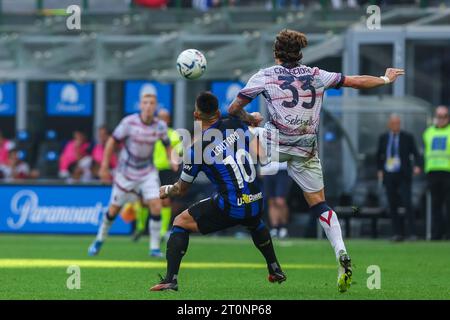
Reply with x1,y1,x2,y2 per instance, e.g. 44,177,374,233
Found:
150,92,286,291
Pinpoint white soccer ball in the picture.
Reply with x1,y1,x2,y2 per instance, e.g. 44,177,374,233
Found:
176,49,207,80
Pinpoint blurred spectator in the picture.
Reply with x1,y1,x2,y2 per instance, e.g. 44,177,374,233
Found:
0,130,15,165
133,0,168,8
192,0,222,11
266,0,302,9
376,114,421,241
66,156,95,183
153,109,181,239
331,0,358,9
59,130,90,178
260,162,293,239
0,148,38,180
92,126,117,170
423,106,450,240
166,0,193,8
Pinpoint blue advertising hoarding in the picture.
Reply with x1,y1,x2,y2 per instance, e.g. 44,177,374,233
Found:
0,82,16,116
211,81,259,115
46,82,93,116
124,81,173,115
0,185,131,234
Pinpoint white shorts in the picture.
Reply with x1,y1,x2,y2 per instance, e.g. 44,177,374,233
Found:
278,152,324,193
110,170,160,207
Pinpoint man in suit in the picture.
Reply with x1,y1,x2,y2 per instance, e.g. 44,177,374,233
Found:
376,114,421,241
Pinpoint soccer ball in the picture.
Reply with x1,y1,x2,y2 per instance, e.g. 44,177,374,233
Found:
176,49,207,80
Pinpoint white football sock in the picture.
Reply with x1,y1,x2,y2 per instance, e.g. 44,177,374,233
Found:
149,217,162,251
318,209,347,259
96,213,114,242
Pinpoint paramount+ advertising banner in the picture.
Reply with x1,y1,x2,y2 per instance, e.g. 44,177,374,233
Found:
0,185,131,234
124,80,173,115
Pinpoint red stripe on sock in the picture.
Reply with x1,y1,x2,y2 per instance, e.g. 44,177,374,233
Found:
319,210,333,227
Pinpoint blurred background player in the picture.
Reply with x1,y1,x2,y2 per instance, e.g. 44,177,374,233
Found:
423,105,450,240
153,108,181,240
376,114,421,242
260,161,292,239
88,93,174,258
126,199,149,242
150,92,285,291
132,109,181,242
228,28,404,292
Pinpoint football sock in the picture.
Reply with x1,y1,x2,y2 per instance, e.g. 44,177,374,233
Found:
96,210,116,242
160,206,172,237
250,221,281,274
136,203,148,233
310,202,347,259
149,215,162,250
165,226,190,282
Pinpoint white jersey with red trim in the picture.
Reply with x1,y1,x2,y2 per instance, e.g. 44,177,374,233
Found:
239,64,344,157
112,113,169,180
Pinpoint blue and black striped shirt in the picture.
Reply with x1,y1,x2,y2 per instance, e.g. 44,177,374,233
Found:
180,117,263,219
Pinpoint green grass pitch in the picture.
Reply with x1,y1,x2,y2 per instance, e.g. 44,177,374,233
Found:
0,234,449,300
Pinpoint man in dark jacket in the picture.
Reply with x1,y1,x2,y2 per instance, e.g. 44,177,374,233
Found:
376,114,421,241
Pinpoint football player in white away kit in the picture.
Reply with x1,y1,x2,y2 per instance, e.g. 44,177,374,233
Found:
88,94,176,258
228,29,404,292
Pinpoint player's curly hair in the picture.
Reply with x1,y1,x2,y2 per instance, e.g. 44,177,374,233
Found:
273,29,308,66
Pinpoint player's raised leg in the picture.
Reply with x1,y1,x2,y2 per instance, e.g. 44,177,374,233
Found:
304,189,352,293
287,155,352,292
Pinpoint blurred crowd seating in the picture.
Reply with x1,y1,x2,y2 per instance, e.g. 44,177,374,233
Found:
0,0,442,15
0,127,116,182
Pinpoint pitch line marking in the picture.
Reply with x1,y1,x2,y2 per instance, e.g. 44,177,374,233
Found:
0,259,335,270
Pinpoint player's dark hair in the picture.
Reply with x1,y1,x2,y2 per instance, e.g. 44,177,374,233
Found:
273,29,308,67
195,91,219,116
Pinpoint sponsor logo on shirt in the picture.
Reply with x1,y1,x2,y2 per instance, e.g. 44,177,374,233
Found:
284,114,314,127
237,192,263,206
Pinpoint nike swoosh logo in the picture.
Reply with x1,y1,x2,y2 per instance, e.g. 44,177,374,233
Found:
183,61,195,69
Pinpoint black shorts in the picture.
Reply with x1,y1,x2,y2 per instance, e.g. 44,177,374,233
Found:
159,169,178,185
188,197,263,235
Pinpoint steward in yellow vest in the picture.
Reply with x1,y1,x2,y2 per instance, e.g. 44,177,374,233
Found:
423,106,450,240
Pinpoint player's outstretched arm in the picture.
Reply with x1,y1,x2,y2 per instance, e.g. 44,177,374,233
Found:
343,68,405,89
160,179,190,199
228,96,263,126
